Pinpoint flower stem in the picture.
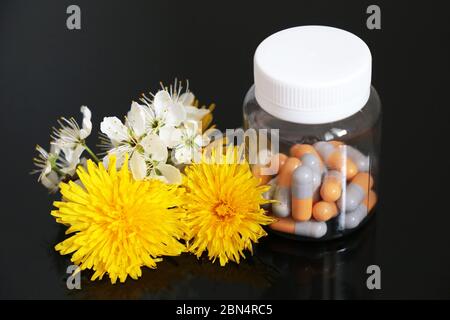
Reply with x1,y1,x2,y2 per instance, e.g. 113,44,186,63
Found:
53,166,65,176
83,143,100,163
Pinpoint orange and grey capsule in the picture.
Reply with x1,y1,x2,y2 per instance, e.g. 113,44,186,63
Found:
338,172,374,212
320,170,343,202
300,153,323,201
272,152,288,172
312,201,339,222
345,145,370,172
252,153,288,185
272,157,301,217
329,140,344,147
344,190,377,229
270,217,327,238
290,144,322,165
313,141,358,179
291,165,313,221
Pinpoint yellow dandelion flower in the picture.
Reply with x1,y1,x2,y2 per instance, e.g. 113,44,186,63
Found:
183,146,274,266
51,155,186,284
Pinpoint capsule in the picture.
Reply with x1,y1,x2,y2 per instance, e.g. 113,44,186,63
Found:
344,145,370,172
272,157,301,217
329,140,344,147
300,153,323,201
338,172,374,212
252,153,288,185
313,141,358,179
312,201,338,221
300,153,322,174
291,165,313,221
345,190,377,229
290,144,323,167
269,217,327,238
320,170,343,202
269,153,288,174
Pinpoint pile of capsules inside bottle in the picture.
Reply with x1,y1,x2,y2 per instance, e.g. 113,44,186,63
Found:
253,141,376,239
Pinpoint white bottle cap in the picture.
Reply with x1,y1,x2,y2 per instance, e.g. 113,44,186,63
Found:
254,26,372,124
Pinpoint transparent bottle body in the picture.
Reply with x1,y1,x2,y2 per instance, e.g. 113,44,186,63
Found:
243,85,382,241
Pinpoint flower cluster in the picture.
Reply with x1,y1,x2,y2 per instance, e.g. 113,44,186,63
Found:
32,80,274,284
100,81,213,184
32,106,94,192
33,81,214,190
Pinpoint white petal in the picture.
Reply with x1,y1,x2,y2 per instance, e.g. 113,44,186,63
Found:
100,117,129,144
79,106,92,139
156,163,182,184
179,92,195,106
129,152,147,180
126,101,148,137
61,145,84,175
50,144,61,155
159,126,182,148
153,90,172,117
140,133,168,162
165,102,186,126
194,134,207,147
184,120,199,136
174,146,193,164
41,171,61,192
103,147,129,169
185,106,210,122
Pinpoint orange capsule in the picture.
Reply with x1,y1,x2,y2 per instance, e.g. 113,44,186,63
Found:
277,157,301,187
338,172,374,211
269,217,327,238
252,165,272,185
290,144,322,164
252,153,288,186
329,140,344,147
291,165,314,221
320,170,343,202
364,190,378,213
272,157,301,218
344,190,377,229
271,153,288,173
314,141,358,180
352,172,374,190
327,152,358,180
312,201,338,222
269,217,296,234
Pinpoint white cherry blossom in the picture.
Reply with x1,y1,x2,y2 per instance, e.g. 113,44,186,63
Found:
51,106,92,151
129,134,181,184
172,120,209,164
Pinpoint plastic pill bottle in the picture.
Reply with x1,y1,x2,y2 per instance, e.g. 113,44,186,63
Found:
243,26,381,241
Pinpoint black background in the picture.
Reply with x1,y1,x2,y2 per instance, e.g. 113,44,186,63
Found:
1,0,450,299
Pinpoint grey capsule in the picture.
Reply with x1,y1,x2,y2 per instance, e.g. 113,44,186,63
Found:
292,165,313,199
326,170,343,181
294,220,327,238
346,146,370,172
313,141,335,161
272,186,291,217
301,153,322,174
338,183,365,212
344,203,369,229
